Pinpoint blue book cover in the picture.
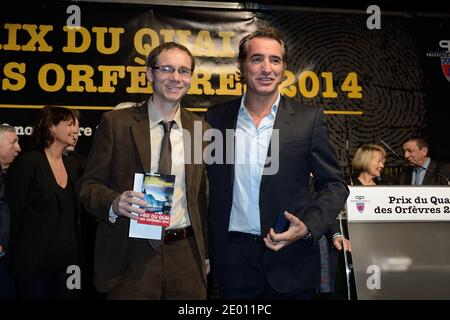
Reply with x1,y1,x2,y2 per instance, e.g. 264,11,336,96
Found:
129,172,175,240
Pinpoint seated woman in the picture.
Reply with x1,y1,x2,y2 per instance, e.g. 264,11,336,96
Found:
351,144,386,186
7,106,84,300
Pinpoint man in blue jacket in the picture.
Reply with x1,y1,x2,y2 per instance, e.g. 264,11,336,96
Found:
206,27,349,299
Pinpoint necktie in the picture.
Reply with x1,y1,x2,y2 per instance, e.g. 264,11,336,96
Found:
149,120,175,250
158,120,175,174
413,167,422,186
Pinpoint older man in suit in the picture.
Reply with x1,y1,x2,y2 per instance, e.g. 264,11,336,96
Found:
206,27,349,299
0,125,21,258
397,137,450,185
80,42,209,299
0,125,21,299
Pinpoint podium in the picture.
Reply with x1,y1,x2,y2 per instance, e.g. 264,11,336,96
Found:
346,186,450,299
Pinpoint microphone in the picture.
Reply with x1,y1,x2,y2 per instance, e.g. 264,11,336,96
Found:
379,138,450,186
379,138,403,160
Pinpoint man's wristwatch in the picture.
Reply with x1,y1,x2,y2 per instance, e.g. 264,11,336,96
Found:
302,231,312,241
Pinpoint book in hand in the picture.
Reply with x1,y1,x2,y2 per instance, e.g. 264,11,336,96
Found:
129,172,176,240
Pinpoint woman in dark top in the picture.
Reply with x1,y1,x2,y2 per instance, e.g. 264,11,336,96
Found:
7,106,83,299
336,144,386,251
328,143,387,299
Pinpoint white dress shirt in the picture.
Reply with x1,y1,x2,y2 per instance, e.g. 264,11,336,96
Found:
228,93,280,235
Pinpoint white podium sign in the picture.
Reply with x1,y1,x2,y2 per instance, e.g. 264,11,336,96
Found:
347,186,450,222
346,186,450,299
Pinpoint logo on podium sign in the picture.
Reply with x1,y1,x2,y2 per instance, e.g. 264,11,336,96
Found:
355,195,365,213
356,202,365,213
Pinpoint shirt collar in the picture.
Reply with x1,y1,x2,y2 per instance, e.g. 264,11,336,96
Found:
422,157,431,170
415,158,430,172
147,97,182,129
239,92,280,119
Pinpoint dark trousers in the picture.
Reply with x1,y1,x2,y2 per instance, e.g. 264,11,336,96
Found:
108,235,206,300
218,232,316,300
16,270,82,300
0,251,16,299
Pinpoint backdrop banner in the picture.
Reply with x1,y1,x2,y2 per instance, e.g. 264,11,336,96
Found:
1,2,449,162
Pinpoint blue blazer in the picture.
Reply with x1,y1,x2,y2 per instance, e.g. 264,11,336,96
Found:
206,97,349,292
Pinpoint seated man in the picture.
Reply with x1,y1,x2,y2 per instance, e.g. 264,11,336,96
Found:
397,137,450,185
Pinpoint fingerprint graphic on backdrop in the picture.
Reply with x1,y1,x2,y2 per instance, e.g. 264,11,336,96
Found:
260,11,426,166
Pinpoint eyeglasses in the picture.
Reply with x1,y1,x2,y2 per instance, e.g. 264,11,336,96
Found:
151,65,192,76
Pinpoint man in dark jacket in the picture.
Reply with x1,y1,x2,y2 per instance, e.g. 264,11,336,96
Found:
0,125,21,298
206,27,349,299
397,137,450,185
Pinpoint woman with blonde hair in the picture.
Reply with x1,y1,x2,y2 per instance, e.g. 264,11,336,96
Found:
351,144,386,186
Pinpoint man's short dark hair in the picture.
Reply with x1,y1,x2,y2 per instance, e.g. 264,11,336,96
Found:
404,137,430,155
237,27,288,82
146,42,195,72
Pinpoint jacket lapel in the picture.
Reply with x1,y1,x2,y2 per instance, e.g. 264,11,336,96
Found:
64,155,82,217
39,151,76,218
228,101,240,190
274,97,297,151
180,108,195,198
260,97,296,190
39,150,60,199
423,159,436,185
131,104,152,173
